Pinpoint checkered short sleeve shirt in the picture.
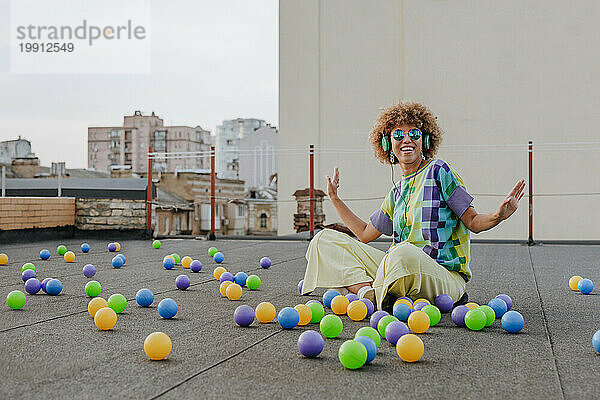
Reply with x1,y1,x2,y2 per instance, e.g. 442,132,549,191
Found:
369,159,474,280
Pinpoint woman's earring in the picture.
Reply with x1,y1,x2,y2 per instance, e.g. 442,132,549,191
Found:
389,152,397,164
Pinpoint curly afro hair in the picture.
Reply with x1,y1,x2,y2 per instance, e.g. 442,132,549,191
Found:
369,101,443,164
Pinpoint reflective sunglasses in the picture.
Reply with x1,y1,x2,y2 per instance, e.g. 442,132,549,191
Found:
392,128,422,141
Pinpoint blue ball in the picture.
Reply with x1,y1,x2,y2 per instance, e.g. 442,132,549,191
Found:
80,243,90,253
116,254,126,264
213,252,224,263
45,279,63,296
158,298,178,319
488,298,508,318
501,310,524,333
392,303,412,321
592,330,600,353
39,249,51,260
163,258,175,270
112,256,124,268
136,288,154,307
578,278,594,294
322,289,340,308
277,307,300,329
354,335,377,364
234,272,248,286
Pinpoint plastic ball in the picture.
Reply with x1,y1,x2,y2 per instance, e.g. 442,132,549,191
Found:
152,240,161,249
393,303,412,322
569,275,583,291
46,279,63,295
213,252,224,263
116,254,126,265
465,309,487,331
190,260,202,272
338,340,367,369
385,320,410,345
421,305,442,326
234,272,248,286
413,298,430,307
435,294,454,313
94,307,117,330
219,272,234,284
57,245,67,255
108,294,127,314
298,279,312,295
495,294,512,310
347,300,368,321
40,249,51,260
219,281,233,297
278,307,300,329
80,264,95,278
331,295,350,315
144,332,172,360
260,257,271,268
171,253,181,264
175,274,191,290
501,310,524,333
298,330,325,358
0,253,8,264
21,269,36,282
413,302,428,312
307,301,325,323
320,314,343,338
346,293,359,303
163,257,175,270
355,326,381,348
465,302,480,310
80,243,90,253
322,289,340,308
107,243,117,252
112,256,124,268
136,288,154,307
22,262,36,273
488,298,508,319
377,315,399,337
181,256,192,268
354,336,377,364
370,310,390,330
6,290,26,309
396,334,424,362
592,330,600,353
234,305,255,327
213,266,226,280
294,304,312,326
408,311,430,333
85,281,102,297
255,302,276,323
24,278,41,294
246,275,261,290
41,277,52,293
88,297,108,317
451,305,470,327
361,298,375,317
478,305,496,326
578,278,594,294
158,298,178,319
114,242,121,252
226,283,243,300
208,247,218,257
394,298,413,310
398,296,413,305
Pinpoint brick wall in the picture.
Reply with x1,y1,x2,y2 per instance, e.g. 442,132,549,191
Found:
76,198,146,230
0,197,75,230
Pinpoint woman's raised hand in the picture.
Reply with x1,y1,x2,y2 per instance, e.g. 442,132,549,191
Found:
496,179,526,221
325,167,340,200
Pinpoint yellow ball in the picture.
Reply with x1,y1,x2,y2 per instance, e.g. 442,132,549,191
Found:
226,283,243,300
569,275,583,291
294,304,312,326
413,298,430,307
0,253,8,265
94,307,117,330
255,302,276,323
64,251,75,263
347,300,368,321
114,242,121,251
213,266,227,280
408,310,430,334
219,281,233,297
394,298,413,310
88,297,108,317
330,295,350,315
181,256,192,268
396,333,424,362
144,332,172,360
465,302,479,310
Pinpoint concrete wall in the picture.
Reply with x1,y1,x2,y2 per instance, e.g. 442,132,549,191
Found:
279,0,600,240
0,197,75,230
239,126,277,189
75,198,146,230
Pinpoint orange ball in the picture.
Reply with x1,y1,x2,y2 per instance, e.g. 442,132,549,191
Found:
569,275,583,291
94,307,117,330
255,302,276,323
213,266,227,280
88,297,108,317
63,251,75,263
226,283,243,300
114,242,121,251
394,298,413,310
0,253,8,265
408,310,430,333
181,256,192,268
396,333,424,362
465,302,479,310
294,304,312,326
219,281,233,297
330,295,350,315
144,332,172,360
347,300,368,321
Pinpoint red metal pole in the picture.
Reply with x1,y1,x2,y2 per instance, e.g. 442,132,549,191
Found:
209,145,216,240
309,144,315,237
528,140,534,245
146,146,153,233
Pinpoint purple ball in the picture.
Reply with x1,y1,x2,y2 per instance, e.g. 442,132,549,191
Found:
260,257,271,268
384,320,409,345
297,330,324,358
398,296,413,305
346,293,359,303
369,310,390,329
360,298,375,318
233,305,255,327
495,294,513,311
21,269,36,282
82,264,96,278
435,294,454,313
25,278,42,294
175,274,191,290
190,260,202,273
219,272,234,283
451,305,470,327
413,302,428,312
41,277,51,293
107,243,117,252
305,299,321,305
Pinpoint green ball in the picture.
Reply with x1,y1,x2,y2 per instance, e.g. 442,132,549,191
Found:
307,302,325,323
478,305,496,326
85,281,102,297
338,340,367,369
171,254,181,264
108,293,127,314
246,275,261,290
377,315,399,337
57,245,67,255
21,263,36,273
354,326,381,348
208,247,218,257
6,290,26,310
421,305,442,326
152,240,161,249
465,309,487,331
320,314,343,338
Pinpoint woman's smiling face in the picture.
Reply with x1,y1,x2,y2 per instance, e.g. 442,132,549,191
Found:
390,123,423,166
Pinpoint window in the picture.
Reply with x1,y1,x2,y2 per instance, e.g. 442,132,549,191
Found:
226,139,233,145
237,205,245,217
260,213,267,228
140,132,144,137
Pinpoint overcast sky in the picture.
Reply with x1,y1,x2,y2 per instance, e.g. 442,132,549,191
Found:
0,0,278,168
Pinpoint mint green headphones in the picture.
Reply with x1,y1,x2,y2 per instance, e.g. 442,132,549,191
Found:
381,129,430,153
